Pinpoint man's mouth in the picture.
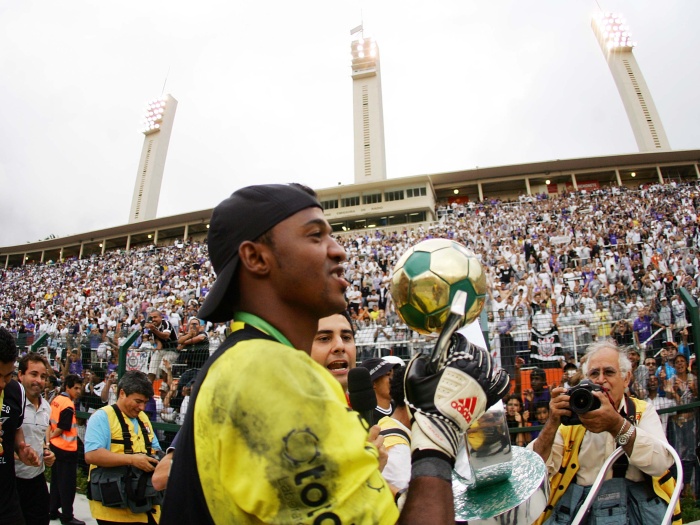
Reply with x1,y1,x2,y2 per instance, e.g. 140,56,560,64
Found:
327,361,348,374
332,267,349,289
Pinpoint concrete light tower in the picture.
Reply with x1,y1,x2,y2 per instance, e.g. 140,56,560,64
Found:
351,35,387,183
592,13,670,152
128,94,178,223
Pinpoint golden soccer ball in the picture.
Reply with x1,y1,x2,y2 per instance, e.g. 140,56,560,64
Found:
391,239,486,334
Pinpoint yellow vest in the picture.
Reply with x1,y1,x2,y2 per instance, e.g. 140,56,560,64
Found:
88,406,161,523
49,393,78,452
535,397,681,525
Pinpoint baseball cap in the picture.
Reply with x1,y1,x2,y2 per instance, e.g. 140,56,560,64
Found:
359,358,396,382
198,184,321,322
530,367,546,379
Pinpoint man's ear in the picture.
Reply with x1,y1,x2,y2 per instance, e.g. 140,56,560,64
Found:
623,370,633,389
238,240,273,277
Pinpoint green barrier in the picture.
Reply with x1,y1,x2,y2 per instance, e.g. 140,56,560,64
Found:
117,330,142,378
30,333,49,352
679,287,699,367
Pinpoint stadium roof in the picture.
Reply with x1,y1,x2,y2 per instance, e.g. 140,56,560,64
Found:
3,148,699,256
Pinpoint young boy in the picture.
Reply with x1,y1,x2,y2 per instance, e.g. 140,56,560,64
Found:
529,403,550,440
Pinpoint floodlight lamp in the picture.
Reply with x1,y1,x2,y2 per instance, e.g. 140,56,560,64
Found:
370,49,376,57
359,52,365,58
545,179,551,185
358,38,364,45
631,172,636,177
453,189,459,194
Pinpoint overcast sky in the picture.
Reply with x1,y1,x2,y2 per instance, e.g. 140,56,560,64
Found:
1,1,698,247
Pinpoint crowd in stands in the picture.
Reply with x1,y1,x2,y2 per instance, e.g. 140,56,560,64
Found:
2,180,700,494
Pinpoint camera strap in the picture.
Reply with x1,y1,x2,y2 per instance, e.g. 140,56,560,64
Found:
612,396,637,478
110,404,153,455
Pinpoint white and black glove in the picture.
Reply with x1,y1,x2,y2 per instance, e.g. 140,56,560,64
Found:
405,333,509,462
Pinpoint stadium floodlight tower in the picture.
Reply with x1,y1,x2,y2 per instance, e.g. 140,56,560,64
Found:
350,34,387,184
128,94,178,223
591,13,670,152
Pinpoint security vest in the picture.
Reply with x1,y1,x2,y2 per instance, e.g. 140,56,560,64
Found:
535,397,681,525
49,393,78,452
88,405,160,523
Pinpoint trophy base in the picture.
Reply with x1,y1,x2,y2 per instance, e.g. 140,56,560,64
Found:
453,446,549,524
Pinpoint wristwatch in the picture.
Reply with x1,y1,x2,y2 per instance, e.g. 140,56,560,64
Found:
616,421,635,446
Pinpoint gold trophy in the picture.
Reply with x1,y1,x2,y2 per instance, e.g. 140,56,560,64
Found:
391,239,548,524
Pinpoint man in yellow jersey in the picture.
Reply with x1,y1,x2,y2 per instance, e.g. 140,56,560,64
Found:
161,183,508,524
49,374,85,525
529,341,679,524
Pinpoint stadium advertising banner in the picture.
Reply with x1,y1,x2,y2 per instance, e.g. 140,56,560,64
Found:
565,181,600,192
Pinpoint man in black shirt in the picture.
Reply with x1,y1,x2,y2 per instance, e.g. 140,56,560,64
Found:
0,327,40,525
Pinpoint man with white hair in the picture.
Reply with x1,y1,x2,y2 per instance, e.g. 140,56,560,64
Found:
529,341,679,524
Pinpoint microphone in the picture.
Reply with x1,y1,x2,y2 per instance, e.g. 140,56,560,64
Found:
348,367,377,427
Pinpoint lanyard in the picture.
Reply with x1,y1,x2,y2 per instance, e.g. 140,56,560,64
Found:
0,389,4,453
234,312,294,349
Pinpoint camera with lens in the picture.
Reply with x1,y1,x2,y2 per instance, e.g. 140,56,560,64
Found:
560,379,602,426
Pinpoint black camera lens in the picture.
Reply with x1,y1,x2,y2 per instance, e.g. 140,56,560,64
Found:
568,379,602,414
570,390,594,413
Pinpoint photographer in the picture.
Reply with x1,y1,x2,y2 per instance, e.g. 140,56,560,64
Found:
84,370,162,524
529,341,679,525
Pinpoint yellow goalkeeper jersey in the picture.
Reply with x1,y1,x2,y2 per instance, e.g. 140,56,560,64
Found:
192,317,398,524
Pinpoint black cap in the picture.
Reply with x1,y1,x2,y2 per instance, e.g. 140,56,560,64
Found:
198,184,321,322
359,358,396,382
530,367,546,379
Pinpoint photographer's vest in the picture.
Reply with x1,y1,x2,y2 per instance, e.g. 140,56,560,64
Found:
49,393,78,452
88,405,161,523
535,397,681,525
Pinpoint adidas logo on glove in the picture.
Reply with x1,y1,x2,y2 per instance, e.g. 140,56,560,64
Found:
451,397,478,424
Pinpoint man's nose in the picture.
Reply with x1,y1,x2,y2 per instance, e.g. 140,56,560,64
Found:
331,336,346,352
329,238,347,263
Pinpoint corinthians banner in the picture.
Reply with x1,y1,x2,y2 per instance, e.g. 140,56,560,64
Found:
530,327,563,368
